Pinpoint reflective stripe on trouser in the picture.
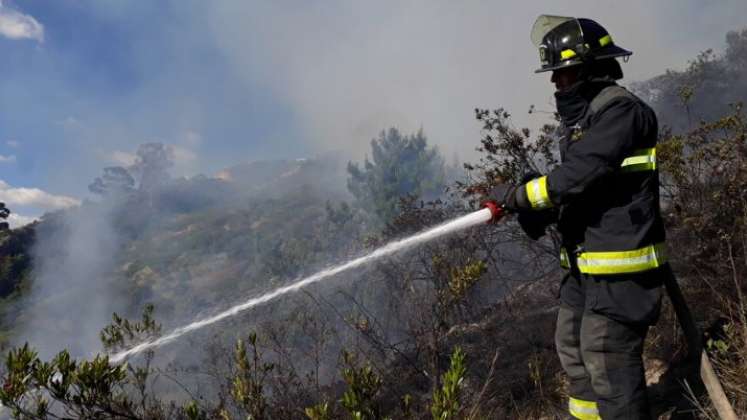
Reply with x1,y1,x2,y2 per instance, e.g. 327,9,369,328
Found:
560,243,666,275
569,397,600,420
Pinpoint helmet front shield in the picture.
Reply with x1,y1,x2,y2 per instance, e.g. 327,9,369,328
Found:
531,15,586,73
530,15,574,47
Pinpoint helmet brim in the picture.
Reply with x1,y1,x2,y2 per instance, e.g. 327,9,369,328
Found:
594,45,633,61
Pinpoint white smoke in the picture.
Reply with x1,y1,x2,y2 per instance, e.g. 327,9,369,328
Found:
21,201,126,358
204,1,747,160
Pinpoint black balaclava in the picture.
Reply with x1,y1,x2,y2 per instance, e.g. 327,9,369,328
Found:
554,58,623,126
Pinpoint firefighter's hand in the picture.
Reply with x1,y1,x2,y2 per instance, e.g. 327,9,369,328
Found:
488,183,520,211
518,210,556,240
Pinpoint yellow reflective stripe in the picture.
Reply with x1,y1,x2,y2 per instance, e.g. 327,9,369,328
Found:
569,397,600,420
560,49,577,60
525,176,553,209
621,147,656,172
599,34,613,47
577,243,667,275
560,247,570,269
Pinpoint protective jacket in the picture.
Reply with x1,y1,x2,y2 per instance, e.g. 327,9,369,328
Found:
517,79,666,275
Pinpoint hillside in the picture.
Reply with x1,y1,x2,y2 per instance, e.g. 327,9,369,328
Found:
0,28,745,420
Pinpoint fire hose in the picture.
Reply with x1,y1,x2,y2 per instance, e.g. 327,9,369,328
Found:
663,271,737,420
484,203,737,419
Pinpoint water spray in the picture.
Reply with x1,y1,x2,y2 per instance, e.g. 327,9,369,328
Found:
110,207,498,362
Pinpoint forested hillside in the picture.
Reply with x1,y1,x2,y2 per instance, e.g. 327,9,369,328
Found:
0,28,745,420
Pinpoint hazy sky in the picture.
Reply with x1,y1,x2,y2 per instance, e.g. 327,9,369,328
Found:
0,0,745,225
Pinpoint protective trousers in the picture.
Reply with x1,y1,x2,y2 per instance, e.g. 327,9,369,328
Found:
555,267,663,419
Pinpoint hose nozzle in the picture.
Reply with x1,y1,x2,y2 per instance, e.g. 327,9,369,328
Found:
481,201,504,223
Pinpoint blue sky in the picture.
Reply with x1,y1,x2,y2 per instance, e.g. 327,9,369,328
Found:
0,1,309,226
0,0,745,226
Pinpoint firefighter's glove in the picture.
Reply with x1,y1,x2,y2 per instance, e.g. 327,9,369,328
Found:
487,183,520,212
518,210,557,240
515,171,556,240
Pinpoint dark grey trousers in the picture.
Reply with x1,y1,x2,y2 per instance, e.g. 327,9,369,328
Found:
556,267,663,419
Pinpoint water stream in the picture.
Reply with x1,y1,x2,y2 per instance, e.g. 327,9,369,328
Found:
110,207,493,362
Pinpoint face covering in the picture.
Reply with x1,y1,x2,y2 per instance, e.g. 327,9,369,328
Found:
554,81,588,126
554,78,616,126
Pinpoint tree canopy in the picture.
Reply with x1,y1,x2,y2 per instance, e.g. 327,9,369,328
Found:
88,166,136,197
347,128,445,224
131,143,173,192
633,28,747,131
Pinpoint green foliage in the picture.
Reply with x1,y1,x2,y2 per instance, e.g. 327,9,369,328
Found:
305,401,331,420
347,128,446,224
447,258,487,303
100,303,162,353
0,223,34,301
0,306,219,419
400,394,414,419
340,351,384,420
706,329,731,356
0,343,134,419
184,400,206,420
0,202,9,232
231,332,274,419
430,347,466,420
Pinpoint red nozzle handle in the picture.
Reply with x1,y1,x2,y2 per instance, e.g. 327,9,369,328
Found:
481,201,504,223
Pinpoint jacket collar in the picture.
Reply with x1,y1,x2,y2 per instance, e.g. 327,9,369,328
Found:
555,77,617,127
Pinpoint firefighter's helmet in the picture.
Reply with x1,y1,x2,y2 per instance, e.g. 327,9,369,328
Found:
530,15,632,73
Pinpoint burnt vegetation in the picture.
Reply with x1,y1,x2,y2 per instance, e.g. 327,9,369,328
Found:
0,28,746,419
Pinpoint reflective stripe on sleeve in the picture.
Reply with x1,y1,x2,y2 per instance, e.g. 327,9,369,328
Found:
569,397,600,420
621,147,656,172
525,176,553,210
576,243,667,275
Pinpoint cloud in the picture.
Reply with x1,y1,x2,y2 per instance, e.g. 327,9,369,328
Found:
108,150,137,167
6,140,19,148
7,212,37,228
168,144,198,178
184,130,202,148
0,180,80,210
0,1,44,42
0,154,16,163
169,145,197,165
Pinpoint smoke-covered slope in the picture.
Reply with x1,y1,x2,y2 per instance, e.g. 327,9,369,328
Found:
0,154,365,358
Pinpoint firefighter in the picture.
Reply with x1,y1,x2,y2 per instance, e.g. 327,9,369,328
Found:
486,16,665,419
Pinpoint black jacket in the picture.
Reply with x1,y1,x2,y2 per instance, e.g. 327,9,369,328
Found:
518,80,665,259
